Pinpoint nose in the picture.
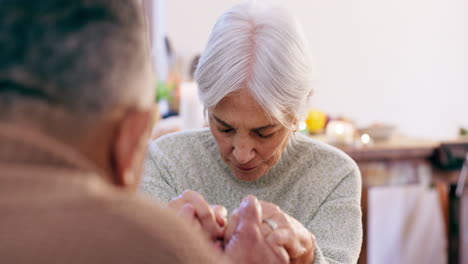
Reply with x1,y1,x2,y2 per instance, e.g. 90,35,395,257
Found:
232,137,255,164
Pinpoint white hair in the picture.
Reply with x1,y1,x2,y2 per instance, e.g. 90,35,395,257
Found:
195,1,313,127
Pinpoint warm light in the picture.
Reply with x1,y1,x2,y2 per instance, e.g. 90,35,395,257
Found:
299,121,307,131
326,120,355,145
361,133,371,144
335,124,344,135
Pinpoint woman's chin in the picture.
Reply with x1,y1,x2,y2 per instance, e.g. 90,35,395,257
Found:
231,167,265,182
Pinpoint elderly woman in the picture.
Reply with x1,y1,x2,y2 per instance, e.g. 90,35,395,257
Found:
142,2,362,263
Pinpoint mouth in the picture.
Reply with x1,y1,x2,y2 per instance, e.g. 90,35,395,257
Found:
235,165,258,172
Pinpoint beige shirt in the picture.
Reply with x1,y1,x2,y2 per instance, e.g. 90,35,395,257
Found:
0,123,218,264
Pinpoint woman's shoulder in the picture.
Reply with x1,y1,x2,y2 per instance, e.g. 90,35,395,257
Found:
287,134,361,203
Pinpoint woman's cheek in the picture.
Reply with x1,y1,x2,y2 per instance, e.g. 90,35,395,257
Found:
213,133,232,155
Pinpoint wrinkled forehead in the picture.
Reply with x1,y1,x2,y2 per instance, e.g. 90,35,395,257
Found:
210,89,278,128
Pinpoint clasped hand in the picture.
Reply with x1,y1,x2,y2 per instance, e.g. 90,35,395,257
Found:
167,190,315,264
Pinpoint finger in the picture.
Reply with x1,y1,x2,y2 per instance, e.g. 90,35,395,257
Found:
267,242,291,263
167,195,187,211
224,208,240,245
213,240,224,253
259,201,282,219
225,195,262,249
260,219,275,237
238,195,262,225
167,190,200,211
178,203,202,232
241,200,291,263
267,228,306,259
211,204,228,227
225,196,290,264
185,192,223,238
259,202,289,238
259,201,310,259
294,233,316,264
172,190,223,239
178,203,195,219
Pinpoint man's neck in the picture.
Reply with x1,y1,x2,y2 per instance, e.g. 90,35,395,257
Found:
0,122,100,174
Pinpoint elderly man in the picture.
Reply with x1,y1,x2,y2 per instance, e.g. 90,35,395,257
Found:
0,0,284,263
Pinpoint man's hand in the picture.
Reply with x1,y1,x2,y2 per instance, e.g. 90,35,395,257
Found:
223,195,289,264
225,198,315,264
167,190,226,244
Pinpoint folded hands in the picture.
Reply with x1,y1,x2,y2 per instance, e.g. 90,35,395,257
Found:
167,190,315,264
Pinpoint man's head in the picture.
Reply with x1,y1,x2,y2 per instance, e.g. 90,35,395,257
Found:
0,0,155,190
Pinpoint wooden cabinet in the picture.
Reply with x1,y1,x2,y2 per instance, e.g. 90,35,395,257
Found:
329,137,468,264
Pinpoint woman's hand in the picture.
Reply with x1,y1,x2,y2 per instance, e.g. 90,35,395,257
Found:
167,190,227,246
259,201,315,264
225,198,315,264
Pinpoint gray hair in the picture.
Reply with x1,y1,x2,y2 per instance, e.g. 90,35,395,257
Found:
0,0,152,122
195,1,313,127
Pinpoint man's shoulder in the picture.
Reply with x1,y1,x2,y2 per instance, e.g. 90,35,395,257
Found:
1,186,217,263
87,191,219,263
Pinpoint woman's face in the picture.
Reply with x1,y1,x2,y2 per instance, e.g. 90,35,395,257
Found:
209,89,292,182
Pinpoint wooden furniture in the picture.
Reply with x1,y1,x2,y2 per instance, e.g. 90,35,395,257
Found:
320,135,468,264
344,137,438,264
341,136,438,162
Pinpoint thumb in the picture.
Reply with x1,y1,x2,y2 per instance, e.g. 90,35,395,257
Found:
237,195,262,227
225,195,262,253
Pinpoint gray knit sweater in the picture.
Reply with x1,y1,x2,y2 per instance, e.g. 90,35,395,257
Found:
141,129,362,264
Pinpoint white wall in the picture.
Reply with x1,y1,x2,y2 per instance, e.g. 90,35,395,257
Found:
166,0,468,140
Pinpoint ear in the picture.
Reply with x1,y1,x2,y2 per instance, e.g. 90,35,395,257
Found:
111,108,154,191
290,117,299,132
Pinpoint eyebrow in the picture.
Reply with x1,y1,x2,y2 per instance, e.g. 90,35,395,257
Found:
213,115,278,131
213,115,232,128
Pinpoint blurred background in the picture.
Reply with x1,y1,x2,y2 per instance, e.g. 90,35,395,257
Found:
142,0,467,263
148,0,467,140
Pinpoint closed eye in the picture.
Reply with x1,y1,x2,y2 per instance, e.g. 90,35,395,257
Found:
219,128,234,133
256,131,274,138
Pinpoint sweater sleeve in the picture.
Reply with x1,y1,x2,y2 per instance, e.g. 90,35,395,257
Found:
308,166,363,264
139,144,179,203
